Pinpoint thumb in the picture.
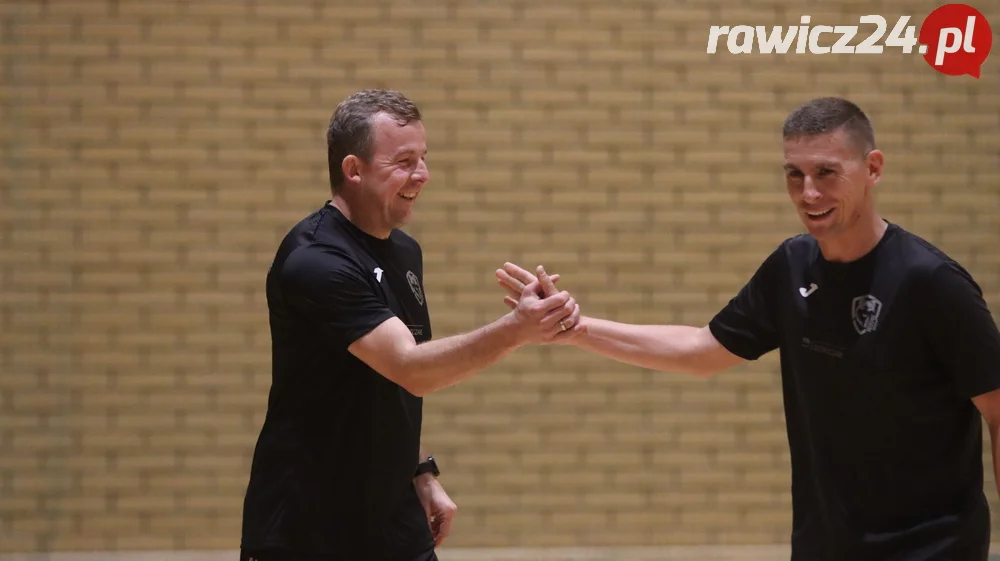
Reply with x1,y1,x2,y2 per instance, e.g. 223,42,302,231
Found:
521,278,540,301
537,265,558,297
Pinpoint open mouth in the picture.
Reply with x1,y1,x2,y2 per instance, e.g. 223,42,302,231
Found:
805,208,834,219
398,193,417,201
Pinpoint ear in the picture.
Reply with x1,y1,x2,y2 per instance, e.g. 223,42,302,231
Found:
865,149,884,187
342,155,362,187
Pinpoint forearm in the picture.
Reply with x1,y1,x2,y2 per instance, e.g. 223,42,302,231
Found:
401,312,524,396
573,317,717,377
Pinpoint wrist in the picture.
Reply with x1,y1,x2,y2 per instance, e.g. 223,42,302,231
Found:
499,310,531,347
565,315,592,345
414,471,438,487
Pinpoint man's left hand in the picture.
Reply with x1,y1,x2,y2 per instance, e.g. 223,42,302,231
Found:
415,473,457,547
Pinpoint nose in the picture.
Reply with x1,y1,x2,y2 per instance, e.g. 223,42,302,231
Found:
411,158,429,184
802,176,821,203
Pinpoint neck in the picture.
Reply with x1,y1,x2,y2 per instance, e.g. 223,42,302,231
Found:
818,211,888,263
330,193,391,240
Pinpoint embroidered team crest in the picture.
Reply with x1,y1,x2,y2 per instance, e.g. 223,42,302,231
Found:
406,270,425,306
851,295,882,335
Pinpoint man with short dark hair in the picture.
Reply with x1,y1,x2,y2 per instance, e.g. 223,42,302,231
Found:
498,97,1000,561
240,89,580,561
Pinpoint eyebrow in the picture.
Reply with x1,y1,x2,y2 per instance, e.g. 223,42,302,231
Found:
783,161,842,171
393,147,427,158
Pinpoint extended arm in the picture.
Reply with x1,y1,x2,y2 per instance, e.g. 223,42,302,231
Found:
570,318,745,377
496,263,747,377
350,273,578,397
284,250,580,398
350,312,526,396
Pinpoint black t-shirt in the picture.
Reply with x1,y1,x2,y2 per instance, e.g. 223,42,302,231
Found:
709,222,1000,561
241,203,435,561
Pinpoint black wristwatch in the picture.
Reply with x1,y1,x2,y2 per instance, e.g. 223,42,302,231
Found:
414,456,440,478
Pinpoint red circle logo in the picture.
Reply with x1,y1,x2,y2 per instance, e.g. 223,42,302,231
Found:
919,4,992,78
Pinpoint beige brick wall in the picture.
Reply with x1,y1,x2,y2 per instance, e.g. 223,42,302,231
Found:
2,0,998,553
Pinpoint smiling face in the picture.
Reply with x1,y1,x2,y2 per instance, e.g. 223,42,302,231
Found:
783,127,883,245
341,112,429,237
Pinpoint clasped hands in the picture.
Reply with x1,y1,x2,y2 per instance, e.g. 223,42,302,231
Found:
494,261,584,345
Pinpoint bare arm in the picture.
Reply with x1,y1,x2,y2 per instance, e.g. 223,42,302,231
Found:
496,263,745,377
350,312,525,397
350,272,579,397
572,318,745,377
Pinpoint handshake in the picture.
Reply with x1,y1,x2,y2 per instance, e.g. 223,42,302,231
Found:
493,261,585,346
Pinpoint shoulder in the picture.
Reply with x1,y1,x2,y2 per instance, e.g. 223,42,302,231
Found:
279,241,369,294
891,224,968,275
889,225,982,296
892,224,955,266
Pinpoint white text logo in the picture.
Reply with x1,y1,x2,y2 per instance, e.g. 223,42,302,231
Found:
706,5,992,78
708,15,922,56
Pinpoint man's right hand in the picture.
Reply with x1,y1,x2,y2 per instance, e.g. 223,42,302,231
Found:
504,264,583,343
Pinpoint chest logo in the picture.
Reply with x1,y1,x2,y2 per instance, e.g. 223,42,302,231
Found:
799,283,818,297
374,267,383,283
406,270,425,306
851,294,882,335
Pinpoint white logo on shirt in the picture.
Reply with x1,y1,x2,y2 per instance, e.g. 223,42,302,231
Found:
851,294,883,335
374,267,383,283
406,270,425,306
799,283,818,297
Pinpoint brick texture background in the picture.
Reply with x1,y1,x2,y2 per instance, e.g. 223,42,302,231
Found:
2,0,999,553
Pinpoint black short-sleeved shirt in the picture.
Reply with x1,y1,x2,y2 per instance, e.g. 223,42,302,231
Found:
241,203,435,561
709,221,1000,561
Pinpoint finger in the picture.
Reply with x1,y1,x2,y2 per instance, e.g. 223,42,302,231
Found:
437,510,455,545
542,296,576,326
563,303,581,332
537,265,558,298
498,276,524,300
503,262,538,286
496,269,526,295
519,279,541,302
496,278,522,302
551,304,583,341
503,295,517,309
535,290,571,312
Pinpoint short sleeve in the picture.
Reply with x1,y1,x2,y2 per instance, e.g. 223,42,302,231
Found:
921,261,1000,399
280,246,396,347
708,246,784,360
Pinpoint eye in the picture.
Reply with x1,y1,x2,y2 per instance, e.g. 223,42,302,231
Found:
818,168,834,177
786,169,803,179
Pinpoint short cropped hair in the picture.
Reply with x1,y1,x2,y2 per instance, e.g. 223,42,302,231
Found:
326,89,422,193
782,97,876,156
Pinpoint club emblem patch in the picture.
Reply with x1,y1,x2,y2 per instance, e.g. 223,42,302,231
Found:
851,294,882,335
406,270,424,306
